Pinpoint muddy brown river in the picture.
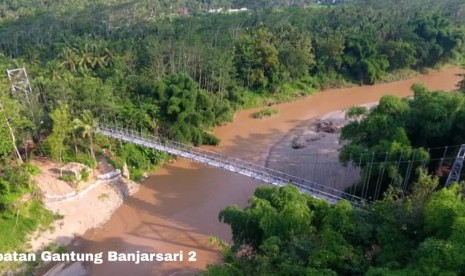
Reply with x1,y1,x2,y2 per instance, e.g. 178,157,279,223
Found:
77,67,463,275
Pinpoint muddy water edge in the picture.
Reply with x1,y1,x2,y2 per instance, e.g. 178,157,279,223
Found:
73,67,463,275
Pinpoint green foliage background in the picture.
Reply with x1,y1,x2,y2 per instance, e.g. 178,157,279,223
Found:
340,85,465,200
206,179,465,275
0,0,465,273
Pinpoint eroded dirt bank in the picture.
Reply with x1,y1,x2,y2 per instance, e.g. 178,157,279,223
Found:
31,159,139,252
72,67,463,275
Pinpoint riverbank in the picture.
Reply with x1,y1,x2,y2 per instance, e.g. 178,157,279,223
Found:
70,66,464,275
212,67,464,163
238,63,460,109
33,66,464,257
29,159,139,252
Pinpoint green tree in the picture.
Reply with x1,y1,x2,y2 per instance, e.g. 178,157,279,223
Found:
151,74,224,145
208,176,465,275
338,88,465,199
0,85,33,164
59,47,78,72
47,105,72,162
343,35,389,84
234,28,280,90
0,101,22,163
381,40,417,71
73,110,98,162
314,34,345,73
275,24,315,80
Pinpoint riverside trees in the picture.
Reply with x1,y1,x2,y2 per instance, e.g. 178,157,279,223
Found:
0,83,55,272
0,0,464,272
339,85,465,200
0,0,463,252
206,178,465,275
0,1,462,159
0,4,462,184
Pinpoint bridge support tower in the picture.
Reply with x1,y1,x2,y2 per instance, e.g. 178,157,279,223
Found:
445,144,465,187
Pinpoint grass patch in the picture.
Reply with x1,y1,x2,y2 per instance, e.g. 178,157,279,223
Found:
59,174,78,185
239,75,346,109
0,199,56,272
25,164,41,176
64,152,96,169
252,108,279,119
80,169,90,182
378,68,419,83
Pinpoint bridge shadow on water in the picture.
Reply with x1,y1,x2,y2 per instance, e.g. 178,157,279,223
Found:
81,116,364,274
213,117,361,193
73,160,262,275
212,126,288,165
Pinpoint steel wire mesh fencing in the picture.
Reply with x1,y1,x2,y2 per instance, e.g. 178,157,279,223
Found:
266,145,461,201
97,121,463,203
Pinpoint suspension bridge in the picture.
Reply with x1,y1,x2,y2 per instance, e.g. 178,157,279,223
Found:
96,124,364,204
7,67,465,206
94,124,465,205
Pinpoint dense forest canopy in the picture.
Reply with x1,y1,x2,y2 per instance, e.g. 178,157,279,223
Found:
206,179,465,275
339,86,465,201
1,0,464,138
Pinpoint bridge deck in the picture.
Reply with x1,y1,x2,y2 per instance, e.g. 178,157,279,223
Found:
96,124,362,205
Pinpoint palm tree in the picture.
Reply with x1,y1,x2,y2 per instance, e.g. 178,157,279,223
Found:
102,47,114,67
73,110,97,162
46,60,62,80
59,47,78,72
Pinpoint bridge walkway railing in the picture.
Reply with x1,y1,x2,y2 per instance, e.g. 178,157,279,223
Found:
96,124,363,205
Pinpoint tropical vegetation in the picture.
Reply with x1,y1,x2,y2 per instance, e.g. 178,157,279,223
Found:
340,85,465,200
206,176,465,275
1,0,465,273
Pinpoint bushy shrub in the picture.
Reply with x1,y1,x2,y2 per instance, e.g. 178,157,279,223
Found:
60,174,78,185
25,164,41,176
80,169,90,182
252,108,279,119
